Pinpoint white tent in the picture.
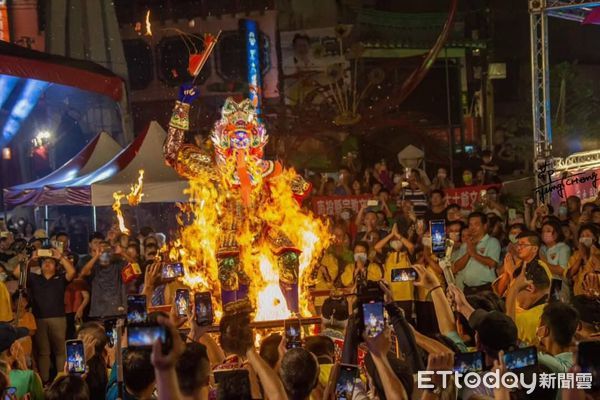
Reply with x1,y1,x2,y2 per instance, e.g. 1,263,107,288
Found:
90,121,190,206
33,121,190,206
5,132,122,207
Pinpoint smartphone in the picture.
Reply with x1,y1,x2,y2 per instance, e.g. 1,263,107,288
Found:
361,301,384,338
127,325,171,351
214,369,251,398
335,364,359,400
37,249,53,258
194,292,214,326
65,339,86,374
284,319,302,349
503,346,537,371
549,279,562,302
367,200,379,207
453,351,484,373
391,268,416,282
162,262,185,280
578,341,600,390
508,208,516,220
127,294,147,324
430,220,446,257
174,289,190,317
104,318,117,348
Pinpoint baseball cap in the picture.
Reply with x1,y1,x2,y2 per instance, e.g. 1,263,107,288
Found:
469,309,518,353
0,323,29,353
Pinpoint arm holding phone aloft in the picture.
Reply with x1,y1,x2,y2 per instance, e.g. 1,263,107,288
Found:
151,316,185,400
379,281,424,373
413,265,456,335
246,349,287,400
141,262,161,306
79,250,100,279
187,309,225,367
363,328,408,400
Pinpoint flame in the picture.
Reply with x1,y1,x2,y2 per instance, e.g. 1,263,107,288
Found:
172,166,330,322
112,192,129,235
127,170,145,206
145,10,152,36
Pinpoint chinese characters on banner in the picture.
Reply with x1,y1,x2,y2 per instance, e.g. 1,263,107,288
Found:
311,195,371,216
445,184,502,210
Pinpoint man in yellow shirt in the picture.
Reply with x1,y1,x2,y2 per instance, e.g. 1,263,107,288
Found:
506,232,551,345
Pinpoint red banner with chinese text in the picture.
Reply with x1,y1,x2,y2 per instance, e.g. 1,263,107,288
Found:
445,184,502,210
311,195,371,216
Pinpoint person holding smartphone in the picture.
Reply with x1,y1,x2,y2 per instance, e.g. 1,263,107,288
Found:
11,248,76,384
374,224,415,319
79,241,127,319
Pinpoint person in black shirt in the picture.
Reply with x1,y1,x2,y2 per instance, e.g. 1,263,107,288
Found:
13,248,76,383
423,189,447,224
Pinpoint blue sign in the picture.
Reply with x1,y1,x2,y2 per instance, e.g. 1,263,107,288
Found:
244,19,262,117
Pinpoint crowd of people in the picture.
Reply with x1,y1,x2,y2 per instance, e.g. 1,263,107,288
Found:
0,152,599,400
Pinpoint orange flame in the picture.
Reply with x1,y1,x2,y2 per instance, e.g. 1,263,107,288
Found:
173,168,330,322
127,170,145,206
145,10,152,36
112,192,129,235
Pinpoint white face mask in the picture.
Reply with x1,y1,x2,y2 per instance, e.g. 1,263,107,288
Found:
340,211,350,221
579,237,594,248
354,253,367,263
390,240,402,251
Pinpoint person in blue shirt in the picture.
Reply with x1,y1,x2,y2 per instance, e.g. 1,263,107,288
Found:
453,212,501,295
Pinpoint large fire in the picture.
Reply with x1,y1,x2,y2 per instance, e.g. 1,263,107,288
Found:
173,168,331,321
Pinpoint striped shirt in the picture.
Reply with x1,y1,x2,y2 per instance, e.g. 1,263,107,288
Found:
402,187,428,217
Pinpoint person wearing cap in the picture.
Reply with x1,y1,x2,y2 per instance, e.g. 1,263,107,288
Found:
12,248,76,384
0,323,44,400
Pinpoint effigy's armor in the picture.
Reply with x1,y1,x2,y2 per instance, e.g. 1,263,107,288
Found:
164,95,309,313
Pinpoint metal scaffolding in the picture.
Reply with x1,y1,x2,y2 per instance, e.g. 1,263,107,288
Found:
529,0,600,195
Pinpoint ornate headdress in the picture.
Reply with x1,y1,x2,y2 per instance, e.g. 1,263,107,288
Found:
210,97,268,167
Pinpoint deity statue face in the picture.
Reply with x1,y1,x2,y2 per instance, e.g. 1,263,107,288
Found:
211,98,269,187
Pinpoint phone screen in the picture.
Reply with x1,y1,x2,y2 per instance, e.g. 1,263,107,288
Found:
194,292,214,326
127,294,147,324
175,289,190,317
391,268,416,282
284,319,302,349
214,369,251,399
430,220,446,256
578,341,600,390
127,325,168,348
66,340,86,374
453,351,484,373
508,208,517,220
503,346,537,371
162,263,185,279
362,301,384,338
335,364,359,400
103,318,117,348
4,387,17,400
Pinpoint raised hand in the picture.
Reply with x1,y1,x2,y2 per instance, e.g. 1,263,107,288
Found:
178,83,201,104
